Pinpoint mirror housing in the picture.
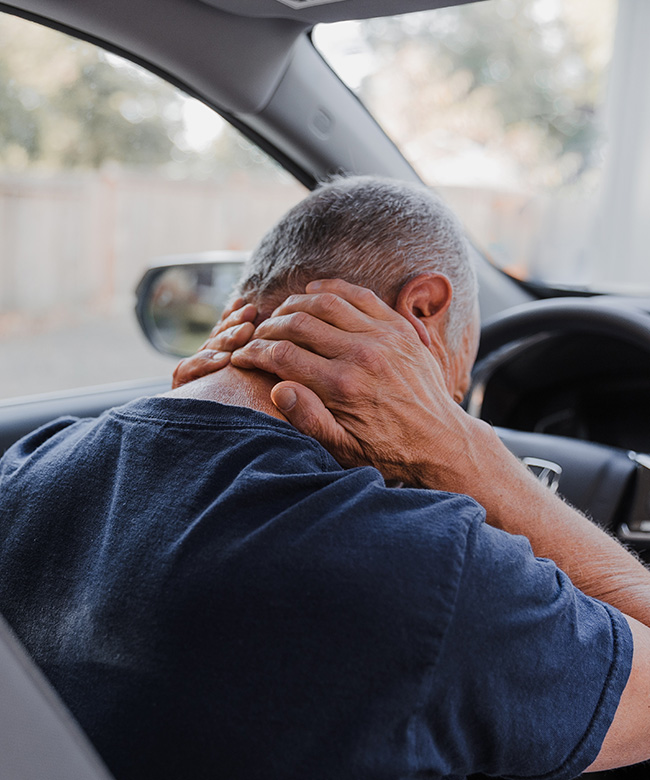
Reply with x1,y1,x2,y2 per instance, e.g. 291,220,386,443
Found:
135,251,249,357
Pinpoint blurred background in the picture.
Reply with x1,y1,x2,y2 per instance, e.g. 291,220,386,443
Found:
3,0,645,399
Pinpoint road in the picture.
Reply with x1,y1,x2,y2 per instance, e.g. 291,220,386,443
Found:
1,308,179,401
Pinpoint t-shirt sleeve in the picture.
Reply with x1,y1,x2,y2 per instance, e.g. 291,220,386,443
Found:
418,519,633,780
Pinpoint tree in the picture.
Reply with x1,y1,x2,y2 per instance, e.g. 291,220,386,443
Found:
0,15,188,170
0,12,284,179
350,0,615,189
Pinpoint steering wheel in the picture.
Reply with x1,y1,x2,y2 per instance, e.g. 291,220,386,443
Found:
477,296,650,361
467,296,650,548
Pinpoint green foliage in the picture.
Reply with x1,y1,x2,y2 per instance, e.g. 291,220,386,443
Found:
0,60,41,160
353,0,613,185
0,15,184,170
52,58,184,168
0,12,284,178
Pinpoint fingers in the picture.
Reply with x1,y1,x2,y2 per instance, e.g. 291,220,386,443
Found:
270,292,375,334
271,381,362,467
172,349,232,388
172,321,255,388
305,279,398,321
207,302,256,340
266,287,414,362
253,311,365,359
172,301,257,389
202,321,255,353
231,337,334,391
219,296,247,323
231,338,328,384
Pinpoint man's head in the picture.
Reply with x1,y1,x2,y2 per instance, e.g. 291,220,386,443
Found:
236,175,479,400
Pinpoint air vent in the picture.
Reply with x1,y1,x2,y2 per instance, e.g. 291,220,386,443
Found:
275,0,347,9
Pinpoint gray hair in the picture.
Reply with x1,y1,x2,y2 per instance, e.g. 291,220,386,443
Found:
236,175,477,352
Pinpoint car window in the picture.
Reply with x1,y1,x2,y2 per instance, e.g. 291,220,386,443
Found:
0,13,305,400
314,0,650,295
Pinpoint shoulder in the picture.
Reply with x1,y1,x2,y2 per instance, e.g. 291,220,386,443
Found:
423,520,634,779
0,414,90,476
272,470,487,659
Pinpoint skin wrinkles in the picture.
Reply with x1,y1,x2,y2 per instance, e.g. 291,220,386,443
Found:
167,180,650,771
170,278,650,772
172,277,477,486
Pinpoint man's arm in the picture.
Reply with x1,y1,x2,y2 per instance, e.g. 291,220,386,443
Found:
226,279,650,772
597,616,650,771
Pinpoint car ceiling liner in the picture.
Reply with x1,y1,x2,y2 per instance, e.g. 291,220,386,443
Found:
197,0,484,23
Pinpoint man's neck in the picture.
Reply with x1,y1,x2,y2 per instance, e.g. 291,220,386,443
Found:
162,365,286,421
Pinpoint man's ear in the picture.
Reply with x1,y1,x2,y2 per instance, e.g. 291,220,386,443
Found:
395,273,453,348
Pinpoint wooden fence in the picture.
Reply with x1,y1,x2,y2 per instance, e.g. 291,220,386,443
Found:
0,169,304,335
2,168,629,341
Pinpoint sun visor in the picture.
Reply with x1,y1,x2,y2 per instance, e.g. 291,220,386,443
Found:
197,0,485,24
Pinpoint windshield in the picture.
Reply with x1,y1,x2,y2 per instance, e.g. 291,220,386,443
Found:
315,0,649,295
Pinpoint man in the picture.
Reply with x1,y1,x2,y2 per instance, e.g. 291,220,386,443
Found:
0,177,649,780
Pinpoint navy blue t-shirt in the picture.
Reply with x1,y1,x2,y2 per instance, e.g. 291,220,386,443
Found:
0,397,632,780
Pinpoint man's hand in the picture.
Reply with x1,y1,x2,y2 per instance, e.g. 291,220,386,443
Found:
172,298,257,388
172,280,650,772
170,279,475,487
230,279,476,487
229,279,650,773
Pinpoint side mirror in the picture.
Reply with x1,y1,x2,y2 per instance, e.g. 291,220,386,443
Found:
135,251,248,357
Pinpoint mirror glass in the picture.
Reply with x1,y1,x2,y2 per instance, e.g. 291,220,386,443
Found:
140,258,246,356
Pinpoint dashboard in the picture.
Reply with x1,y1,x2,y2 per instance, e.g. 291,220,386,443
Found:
476,332,650,452
467,296,650,558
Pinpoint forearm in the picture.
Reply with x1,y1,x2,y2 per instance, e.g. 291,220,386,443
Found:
217,279,650,626
419,413,650,628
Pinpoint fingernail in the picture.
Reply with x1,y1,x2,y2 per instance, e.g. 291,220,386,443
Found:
274,386,297,411
210,351,230,361
307,281,323,291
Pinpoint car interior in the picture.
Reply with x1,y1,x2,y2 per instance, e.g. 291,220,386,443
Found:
0,0,649,777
